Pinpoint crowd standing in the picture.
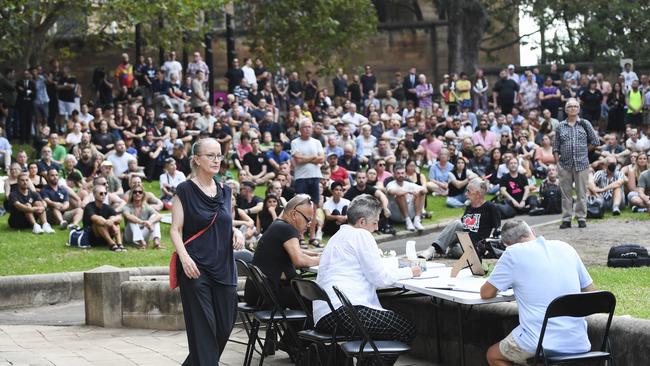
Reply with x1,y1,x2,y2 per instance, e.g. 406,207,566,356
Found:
1,55,650,246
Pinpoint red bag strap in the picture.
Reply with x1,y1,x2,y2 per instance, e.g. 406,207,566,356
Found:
183,212,218,246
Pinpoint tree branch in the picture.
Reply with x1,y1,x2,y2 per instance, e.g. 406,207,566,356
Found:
480,28,540,53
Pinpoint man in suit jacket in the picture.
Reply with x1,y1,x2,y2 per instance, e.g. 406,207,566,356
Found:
15,70,36,144
403,67,418,104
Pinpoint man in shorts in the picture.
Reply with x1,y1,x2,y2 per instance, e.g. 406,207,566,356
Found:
480,220,595,365
385,163,426,231
290,119,324,247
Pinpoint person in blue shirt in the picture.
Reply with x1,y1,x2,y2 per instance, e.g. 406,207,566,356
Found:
481,220,595,366
426,148,454,196
265,141,291,172
41,168,83,229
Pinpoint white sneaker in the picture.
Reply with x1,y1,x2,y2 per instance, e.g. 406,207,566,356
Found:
405,217,416,231
42,223,55,234
413,216,425,231
33,223,44,235
418,246,437,260
315,228,323,241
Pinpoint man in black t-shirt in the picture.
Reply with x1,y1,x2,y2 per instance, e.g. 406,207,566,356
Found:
360,65,378,99
224,58,244,93
8,173,55,234
236,181,263,221
492,69,519,115
499,158,539,214
56,66,77,131
344,171,395,235
83,185,124,251
242,138,275,185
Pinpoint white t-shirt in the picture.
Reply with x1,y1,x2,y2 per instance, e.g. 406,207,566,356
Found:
322,197,350,214
65,131,83,146
341,112,367,134
107,152,137,177
291,137,324,180
159,170,187,196
621,70,639,92
162,60,183,81
241,65,257,87
313,224,412,325
487,237,593,354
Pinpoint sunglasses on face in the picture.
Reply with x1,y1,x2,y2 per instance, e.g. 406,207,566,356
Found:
133,190,144,195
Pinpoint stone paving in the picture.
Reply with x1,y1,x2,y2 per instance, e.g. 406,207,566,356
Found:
0,323,436,366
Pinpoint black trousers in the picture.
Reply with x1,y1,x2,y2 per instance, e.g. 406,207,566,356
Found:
178,266,238,366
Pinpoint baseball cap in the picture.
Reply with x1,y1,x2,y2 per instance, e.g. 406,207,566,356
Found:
508,64,515,70
101,161,113,167
241,181,256,190
327,152,338,159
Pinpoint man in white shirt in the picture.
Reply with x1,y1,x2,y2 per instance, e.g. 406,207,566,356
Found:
341,103,368,134
322,181,350,236
241,58,257,89
481,220,595,366
106,140,137,179
161,51,182,82
314,194,421,365
386,164,427,231
621,62,639,92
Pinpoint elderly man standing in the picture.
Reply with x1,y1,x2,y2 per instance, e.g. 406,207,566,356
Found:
291,119,325,247
481,220,595,366
553,98,601,229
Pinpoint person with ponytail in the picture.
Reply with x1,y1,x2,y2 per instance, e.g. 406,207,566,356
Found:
169,137,244,365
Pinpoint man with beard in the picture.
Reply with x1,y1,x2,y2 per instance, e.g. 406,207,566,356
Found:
472,119,498,151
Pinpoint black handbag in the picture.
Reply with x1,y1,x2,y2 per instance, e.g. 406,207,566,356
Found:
586,196,604,219
607,244,650,268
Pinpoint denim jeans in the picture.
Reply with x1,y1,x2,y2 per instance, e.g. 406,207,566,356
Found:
446,193,467,208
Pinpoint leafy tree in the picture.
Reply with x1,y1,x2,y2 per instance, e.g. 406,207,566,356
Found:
0,1,90,68
242,0,378,73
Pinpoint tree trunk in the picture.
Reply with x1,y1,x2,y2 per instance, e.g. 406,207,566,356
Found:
444,0,487,74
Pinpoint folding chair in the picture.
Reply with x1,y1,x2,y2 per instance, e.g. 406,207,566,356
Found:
231,260,263,353
531,291,616,366
291,278,355,366
332,286,411,366
244,264,307,366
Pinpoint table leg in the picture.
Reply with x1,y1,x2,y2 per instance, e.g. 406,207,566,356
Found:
457,303,465,366
433,299,442,364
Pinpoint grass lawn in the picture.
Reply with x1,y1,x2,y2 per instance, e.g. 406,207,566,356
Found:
1,170,649,319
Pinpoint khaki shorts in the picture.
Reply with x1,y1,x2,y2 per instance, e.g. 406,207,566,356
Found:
499,331,535,365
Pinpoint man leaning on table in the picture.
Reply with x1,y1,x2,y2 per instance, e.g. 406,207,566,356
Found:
480,220,595,366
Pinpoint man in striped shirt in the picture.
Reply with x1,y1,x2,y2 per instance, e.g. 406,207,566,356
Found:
553,98,601,229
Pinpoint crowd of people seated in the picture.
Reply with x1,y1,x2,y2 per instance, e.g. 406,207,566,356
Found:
1,53,650,252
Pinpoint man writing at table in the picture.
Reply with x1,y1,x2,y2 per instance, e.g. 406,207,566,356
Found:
480,220,595,366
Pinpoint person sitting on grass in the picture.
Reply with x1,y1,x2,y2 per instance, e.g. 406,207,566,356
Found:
386,163,427,231
322,181,350,236
122,183,163,250
83,184,125,252
41,168,83,229
124,175,163,212
588,157,625,216
420,179,501,259
8,172,55,234
160,157,186,210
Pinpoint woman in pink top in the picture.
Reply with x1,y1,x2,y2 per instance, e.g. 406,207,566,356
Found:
534,135,555,177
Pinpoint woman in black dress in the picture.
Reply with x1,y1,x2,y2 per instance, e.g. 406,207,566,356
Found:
170,137,244,366
607,82,626,132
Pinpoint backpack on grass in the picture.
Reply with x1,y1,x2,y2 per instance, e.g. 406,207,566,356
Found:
607,244,650,268
67,227,91,249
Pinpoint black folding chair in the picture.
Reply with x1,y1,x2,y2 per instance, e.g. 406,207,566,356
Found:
531,291,616,366
332,286,411,366
244,264,308,366
232,260,264,353
291,278,355,366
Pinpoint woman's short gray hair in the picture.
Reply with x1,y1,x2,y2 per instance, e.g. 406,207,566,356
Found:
347,194,382,225
500,219,533,245
64,154,77,165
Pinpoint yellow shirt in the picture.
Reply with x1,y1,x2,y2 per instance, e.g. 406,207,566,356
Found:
455,79,471,101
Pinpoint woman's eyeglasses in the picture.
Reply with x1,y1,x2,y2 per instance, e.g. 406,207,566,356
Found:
202,153,224,162
133,190,144,195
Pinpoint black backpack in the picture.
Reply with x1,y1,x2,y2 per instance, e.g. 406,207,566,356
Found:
607,244,650,268
540,181,562,214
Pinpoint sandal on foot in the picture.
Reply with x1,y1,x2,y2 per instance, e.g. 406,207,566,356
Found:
110,245,122,252
299,239,308,249
309,239,323,248
152,243,165,250
117,244,127,252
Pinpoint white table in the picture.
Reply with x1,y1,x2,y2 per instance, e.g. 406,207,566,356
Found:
306,263,514,366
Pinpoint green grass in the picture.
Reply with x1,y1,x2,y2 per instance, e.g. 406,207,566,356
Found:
2,167,649,319
588,266,650,319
